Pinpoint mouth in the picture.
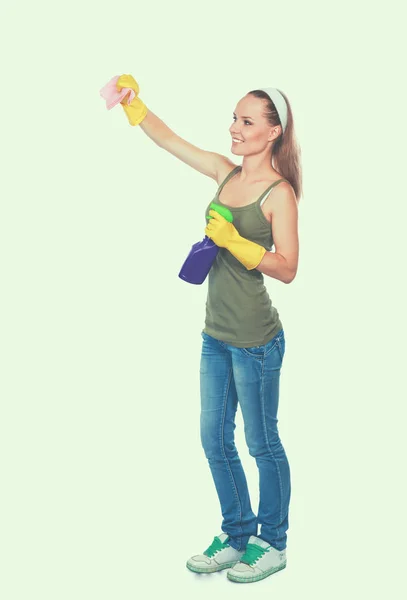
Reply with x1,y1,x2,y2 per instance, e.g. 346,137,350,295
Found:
232,137,244,144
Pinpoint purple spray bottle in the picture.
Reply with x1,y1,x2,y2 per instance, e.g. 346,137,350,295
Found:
178,201,234,285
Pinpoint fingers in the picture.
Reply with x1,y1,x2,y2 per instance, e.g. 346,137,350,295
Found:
208,209,224,221
205,210,224,238
117,74,140,94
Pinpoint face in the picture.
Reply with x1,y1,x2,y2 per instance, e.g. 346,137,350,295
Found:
229,94,281,155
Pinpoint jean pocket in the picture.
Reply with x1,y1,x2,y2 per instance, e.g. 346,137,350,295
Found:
240,330,284,359
240,344,266,358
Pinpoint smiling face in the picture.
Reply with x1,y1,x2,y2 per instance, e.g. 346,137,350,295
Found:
229,93,281,155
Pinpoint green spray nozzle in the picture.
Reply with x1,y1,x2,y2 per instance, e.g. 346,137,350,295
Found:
206,202,234,223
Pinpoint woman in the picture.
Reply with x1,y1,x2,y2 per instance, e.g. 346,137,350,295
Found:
115,75,301,584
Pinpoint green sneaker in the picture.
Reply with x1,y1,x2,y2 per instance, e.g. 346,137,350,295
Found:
227,535,287,583
186,533,245,574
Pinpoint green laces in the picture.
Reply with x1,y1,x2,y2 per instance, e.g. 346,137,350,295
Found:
240,543,269,565
203,536,230,558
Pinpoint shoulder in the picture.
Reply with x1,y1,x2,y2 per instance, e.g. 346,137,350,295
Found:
263,180,298,218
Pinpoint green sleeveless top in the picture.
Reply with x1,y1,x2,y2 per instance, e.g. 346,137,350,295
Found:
203,165,287,348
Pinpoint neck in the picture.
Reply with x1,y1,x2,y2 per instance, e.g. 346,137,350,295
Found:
238,147,278,182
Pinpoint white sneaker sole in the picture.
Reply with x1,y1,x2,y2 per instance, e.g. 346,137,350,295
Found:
186,559,241,574
227,560,287,582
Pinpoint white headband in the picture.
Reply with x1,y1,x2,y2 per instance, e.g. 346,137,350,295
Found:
258,87,288,134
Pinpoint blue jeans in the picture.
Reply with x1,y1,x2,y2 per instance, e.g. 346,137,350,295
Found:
199,328,291,552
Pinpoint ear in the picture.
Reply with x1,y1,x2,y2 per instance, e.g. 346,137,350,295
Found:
268,126,281,141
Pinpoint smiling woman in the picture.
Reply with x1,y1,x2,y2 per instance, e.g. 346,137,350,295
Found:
102,72,303,584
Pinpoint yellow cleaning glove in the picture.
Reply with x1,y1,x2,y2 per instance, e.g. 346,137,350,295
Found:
116,74,148,127
205,210,266,270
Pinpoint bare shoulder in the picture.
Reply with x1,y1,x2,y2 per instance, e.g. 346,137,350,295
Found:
263,180,298,218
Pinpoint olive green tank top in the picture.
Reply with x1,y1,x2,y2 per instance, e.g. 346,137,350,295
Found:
203,165,288,348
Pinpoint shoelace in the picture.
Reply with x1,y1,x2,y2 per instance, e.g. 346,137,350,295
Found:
203,536,230,558
240,543,269,565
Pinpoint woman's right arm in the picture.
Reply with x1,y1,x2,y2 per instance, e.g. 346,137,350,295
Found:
139,108,234,182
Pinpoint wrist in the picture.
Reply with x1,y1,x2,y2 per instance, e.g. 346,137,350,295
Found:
228,236,266,270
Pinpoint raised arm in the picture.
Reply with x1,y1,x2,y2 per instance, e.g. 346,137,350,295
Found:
139,108,232,182
114,74,233,182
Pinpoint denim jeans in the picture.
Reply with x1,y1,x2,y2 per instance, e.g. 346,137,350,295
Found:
199,328,291,552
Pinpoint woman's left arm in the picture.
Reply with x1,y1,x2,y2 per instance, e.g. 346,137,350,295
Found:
256,183,299,284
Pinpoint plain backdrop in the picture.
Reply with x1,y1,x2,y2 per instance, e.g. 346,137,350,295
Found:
1,1,406,598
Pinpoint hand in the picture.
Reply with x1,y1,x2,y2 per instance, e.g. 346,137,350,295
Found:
116,74,147,127
116,74,140,101
205,210,240,248
205,210,267,270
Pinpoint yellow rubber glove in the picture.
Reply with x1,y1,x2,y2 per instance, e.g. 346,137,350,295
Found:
116,74,148,127
205,210,266,270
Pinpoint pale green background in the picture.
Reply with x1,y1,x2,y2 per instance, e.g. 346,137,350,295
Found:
1,0,406,598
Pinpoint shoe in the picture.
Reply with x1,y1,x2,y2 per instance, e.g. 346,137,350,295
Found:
226,535,287,583
186,533,245,574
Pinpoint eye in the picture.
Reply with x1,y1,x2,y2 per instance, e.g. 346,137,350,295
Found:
232,116,252,125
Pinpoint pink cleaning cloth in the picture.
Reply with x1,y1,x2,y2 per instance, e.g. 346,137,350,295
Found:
99,75,136,110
